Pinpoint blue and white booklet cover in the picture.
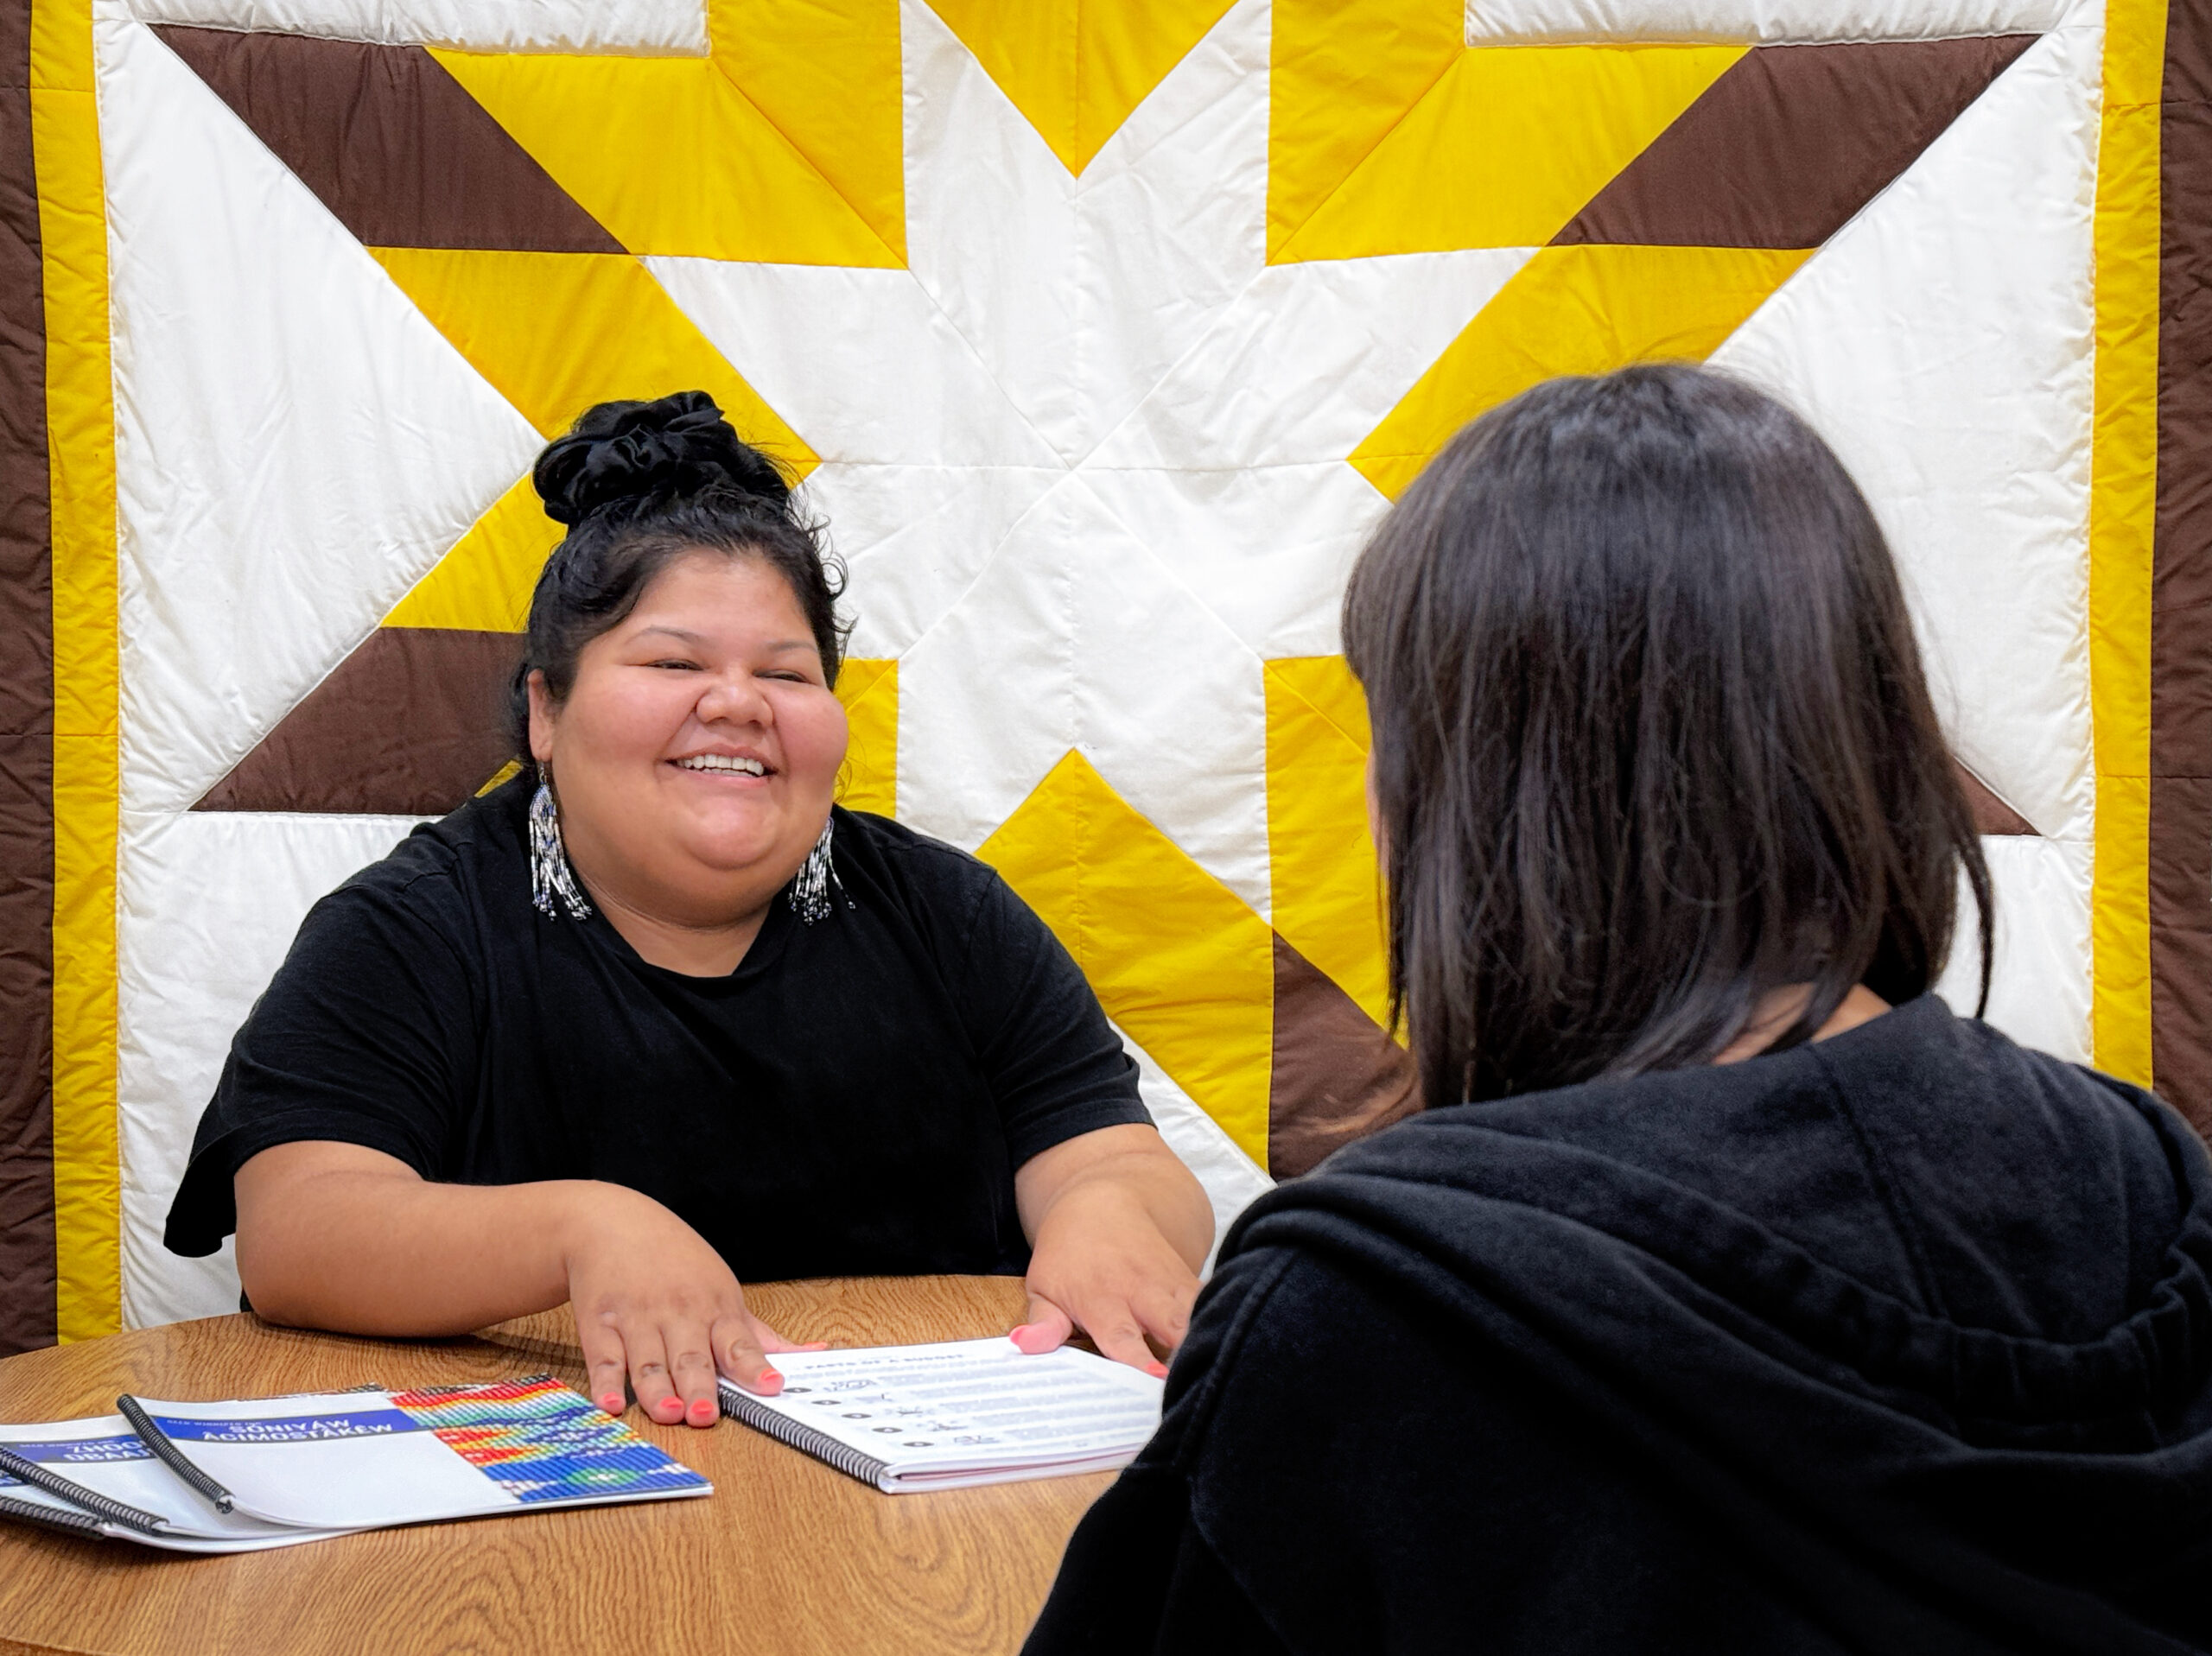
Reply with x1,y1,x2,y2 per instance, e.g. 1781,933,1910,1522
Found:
0,1375,709,1549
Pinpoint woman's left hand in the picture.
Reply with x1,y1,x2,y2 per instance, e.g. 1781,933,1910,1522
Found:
1011,1124,1213,1375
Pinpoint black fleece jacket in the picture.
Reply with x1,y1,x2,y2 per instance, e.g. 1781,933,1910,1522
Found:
1024,995,2212,1655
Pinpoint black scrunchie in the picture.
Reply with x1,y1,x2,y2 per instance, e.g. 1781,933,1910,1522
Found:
533,390,791,525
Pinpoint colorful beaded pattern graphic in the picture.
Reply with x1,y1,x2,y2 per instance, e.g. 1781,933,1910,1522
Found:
389,1375,709,1504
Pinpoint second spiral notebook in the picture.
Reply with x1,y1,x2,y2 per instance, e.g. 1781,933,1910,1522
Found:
716,1338,1165,1493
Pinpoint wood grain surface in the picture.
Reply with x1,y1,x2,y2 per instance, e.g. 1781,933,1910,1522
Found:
0,1278,1109,1656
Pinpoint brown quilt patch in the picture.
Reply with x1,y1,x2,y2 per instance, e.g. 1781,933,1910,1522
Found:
1268,934,1419,1179
1954,763,2037,836
153,26,623,254
197,628,520,815
1556,37,2037,250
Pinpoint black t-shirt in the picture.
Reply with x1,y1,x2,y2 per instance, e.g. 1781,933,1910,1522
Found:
164,777,1151,1279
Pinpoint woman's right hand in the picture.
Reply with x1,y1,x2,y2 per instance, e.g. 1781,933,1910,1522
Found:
561,1182,820,1428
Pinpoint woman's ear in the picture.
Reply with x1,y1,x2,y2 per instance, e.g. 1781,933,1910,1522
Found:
526,669,556,764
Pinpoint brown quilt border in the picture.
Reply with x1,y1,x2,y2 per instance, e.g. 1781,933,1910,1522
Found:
0,0,57,1355
2152,0,2212,1136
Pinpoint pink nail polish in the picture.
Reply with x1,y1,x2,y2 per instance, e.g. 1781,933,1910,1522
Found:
600,1394,623,1414
1147,1361,1169,1379
756,1368,783,1393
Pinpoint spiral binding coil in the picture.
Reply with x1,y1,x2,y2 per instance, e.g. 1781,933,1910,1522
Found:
0,1445,166,1534
716,1384,889,1489
0,1491,106,1538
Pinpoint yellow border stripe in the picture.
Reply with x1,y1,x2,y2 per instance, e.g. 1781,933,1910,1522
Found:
2090,0,2165,1087
33,0,121,1340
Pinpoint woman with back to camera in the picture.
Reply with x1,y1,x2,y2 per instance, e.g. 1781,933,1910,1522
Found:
163,390,1212,1428
1025,365,2212,1654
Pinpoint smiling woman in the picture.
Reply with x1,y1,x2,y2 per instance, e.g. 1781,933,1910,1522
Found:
160,393,1213,1431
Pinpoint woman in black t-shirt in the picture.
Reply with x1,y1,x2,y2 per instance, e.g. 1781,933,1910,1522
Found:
164,392,1212,1431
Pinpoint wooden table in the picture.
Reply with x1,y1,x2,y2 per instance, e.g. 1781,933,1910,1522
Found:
0,1277,1109,1655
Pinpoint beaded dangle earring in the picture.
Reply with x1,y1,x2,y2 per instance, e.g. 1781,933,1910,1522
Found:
529,764,594,921
790,816,849,925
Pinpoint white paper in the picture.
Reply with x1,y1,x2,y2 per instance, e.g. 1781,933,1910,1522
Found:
723,1338,1165,1492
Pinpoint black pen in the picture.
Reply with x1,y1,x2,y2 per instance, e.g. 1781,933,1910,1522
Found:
0,1444,168,1535
115,1396,234,1515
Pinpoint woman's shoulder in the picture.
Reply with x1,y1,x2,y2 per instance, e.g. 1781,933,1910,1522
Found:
830,807,1011,911
1250,993,2202,1350
1293,994,2180,1232
826,809,1084,993
318,774,531,934
1326,994,2155,1177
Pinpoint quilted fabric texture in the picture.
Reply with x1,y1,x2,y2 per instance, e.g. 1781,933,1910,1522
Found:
0,0,2194,1349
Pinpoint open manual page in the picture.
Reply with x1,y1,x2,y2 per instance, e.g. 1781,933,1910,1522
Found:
718,1338,1165,1493
0,1375,708,1549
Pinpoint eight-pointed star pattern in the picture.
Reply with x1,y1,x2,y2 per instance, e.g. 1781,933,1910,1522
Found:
118,0,2057,1277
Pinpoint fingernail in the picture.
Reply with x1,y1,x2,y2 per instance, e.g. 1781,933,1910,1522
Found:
755,1367,783,1393
599,1393,624,1414
688,1399,715,1421
1010,1324,1032,1341
1146,1361,1169,1379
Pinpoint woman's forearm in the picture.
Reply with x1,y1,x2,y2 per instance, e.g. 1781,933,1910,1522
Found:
1089,1150,1214,1272
233,1141,595,1336
1016,1124,1216,1269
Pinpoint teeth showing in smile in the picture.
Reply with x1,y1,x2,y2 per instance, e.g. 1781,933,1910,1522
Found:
675,754,766,776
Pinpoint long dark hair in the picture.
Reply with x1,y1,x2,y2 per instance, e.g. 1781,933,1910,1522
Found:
509,390,849,757
1343,364,1992,1108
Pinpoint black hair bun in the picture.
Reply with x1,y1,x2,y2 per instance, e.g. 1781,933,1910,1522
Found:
534,390,792,525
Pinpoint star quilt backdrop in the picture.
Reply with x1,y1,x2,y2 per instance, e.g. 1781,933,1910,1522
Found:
0,0,2198,1348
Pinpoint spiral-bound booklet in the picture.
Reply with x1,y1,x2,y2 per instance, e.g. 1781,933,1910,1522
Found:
0,1411,354,1551
0,1375,709,1549
717,1337,1165,1493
